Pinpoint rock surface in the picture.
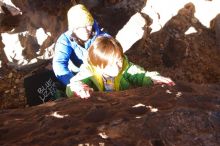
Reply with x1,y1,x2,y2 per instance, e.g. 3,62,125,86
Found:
0,82,220,145
0,1,220,145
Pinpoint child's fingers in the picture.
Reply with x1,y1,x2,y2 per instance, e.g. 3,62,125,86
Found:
80,87,94,99
83,86,93,92
170,81,176,86
78,90,90,99
165,78,175,86
164,80,175,86
153,76,175,86
163,79,175,86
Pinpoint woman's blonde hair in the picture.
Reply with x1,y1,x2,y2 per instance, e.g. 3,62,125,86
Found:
88,36,124,69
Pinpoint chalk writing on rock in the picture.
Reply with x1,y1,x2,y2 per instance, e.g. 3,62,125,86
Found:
37,78,56,103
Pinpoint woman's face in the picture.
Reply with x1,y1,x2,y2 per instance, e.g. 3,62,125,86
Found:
74,25,93,42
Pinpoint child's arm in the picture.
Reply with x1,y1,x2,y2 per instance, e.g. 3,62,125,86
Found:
145,72,175,86
66,64,95,99
125,63,175,87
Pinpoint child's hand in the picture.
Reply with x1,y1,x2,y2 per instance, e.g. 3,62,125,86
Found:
70,81,94,99
74,85,94,99
151,76,175,86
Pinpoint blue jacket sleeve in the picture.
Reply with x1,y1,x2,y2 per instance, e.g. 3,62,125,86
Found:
52,34,74,85
93,20,111,37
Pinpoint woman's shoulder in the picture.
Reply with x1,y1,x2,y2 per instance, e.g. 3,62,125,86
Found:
56,31,72,44
56,31,79,49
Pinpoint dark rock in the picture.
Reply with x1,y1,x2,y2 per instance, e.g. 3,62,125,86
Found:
0,83,220,145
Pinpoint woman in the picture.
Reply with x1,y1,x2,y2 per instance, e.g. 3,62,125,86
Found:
53,4,109,86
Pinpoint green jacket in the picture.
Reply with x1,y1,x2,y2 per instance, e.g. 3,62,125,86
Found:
66,56,159,97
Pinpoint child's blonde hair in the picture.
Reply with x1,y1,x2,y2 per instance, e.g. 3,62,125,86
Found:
88,36,124,69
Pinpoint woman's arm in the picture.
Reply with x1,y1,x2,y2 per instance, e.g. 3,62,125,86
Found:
52,36,74,85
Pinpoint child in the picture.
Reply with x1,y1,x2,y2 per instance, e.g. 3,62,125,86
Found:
66,36,175,99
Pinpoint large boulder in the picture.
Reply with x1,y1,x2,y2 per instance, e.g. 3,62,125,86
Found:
0,82,220,145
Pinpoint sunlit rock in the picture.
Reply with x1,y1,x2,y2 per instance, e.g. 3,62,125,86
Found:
185,26,197,35
0,0,21,15
116,12,148,52
1,32,25,63
143,0,220,33
1,28,55,70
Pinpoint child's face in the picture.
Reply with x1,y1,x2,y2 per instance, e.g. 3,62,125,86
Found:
101,58,123,77
74,25,93,41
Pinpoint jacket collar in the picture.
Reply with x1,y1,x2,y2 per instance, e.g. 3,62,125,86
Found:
88,56,129,91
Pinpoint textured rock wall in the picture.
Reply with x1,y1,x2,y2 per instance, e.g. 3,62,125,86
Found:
0,0,220,109
1,0,219,70
1,82,220,145
0,0,73,70
0,0,147,70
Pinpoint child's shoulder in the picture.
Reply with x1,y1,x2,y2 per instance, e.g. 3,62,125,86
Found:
126,63,146,75
70,63,93,82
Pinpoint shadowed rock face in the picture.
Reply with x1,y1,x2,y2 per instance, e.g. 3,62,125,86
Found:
0,82,220,146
